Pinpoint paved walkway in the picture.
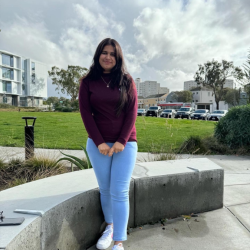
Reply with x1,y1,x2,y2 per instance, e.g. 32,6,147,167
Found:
0,146,186,164
1,146,250,249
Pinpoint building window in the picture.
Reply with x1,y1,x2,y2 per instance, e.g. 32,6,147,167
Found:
242,94,246,98
32,62,35,71
2,81,12,93
196,100,198,102
208,92,210,96
3,95,8,103
2,67,14,80
22,72,25,83
20,97,27,107
32,73,35,83
35,98,39,105
196,92,198,94
2,54,13,67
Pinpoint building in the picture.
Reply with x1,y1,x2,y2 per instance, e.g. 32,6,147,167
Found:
158,87,169,95
138,93,169,109
0,50,47,107
184,79,234,91
190,86,228,111
135,78,169,98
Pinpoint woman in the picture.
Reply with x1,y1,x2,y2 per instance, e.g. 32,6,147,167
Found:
78,38,138,250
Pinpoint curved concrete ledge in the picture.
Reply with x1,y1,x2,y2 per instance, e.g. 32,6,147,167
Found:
0,158,224,250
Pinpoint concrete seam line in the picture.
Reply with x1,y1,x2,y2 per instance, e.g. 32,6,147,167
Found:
226,201,250,207
224,183,250,186
132,177,136,228
225,207,250,233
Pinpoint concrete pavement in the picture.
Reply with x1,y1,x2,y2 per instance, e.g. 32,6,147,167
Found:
1,146,250,249
88,155,250,250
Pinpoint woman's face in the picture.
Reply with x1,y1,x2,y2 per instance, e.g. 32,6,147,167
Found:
99,45,116,73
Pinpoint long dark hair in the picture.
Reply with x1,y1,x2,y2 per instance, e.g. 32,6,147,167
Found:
82,38,134,117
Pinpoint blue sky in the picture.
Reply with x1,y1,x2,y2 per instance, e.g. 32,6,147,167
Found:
1,0,250,98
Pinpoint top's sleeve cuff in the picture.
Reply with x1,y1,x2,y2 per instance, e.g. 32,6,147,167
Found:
117,138,127,147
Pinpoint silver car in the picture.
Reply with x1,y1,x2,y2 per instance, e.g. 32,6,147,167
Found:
208,110,228,121
191,109,210,120
160,109,176,118
137,109,146,116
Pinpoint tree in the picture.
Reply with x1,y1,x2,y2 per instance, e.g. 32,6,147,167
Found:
194,60,243,110
48,65,88,101
223,88,241,107
46,96,59,105
239,49,250,103
172,90,193,103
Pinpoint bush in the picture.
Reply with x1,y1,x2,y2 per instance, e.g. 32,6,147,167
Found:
55,107,62,111
0,156,70,191
178,135,208,154
62,107,72,112
0,104,15,109
214,105,250,148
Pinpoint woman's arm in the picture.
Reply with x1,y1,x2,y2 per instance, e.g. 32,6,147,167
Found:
116,79,138,147
78,79,105,147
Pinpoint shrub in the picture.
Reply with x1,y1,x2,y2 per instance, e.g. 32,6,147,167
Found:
202,136,232,154
0,103,15,109
56,145,92,169
62,107,72,112
178,135,208,154
0,156,70,191
214,104,250,148
55,107,62,111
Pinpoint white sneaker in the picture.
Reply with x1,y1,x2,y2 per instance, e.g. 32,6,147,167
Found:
112,243,124,250
96,225,113,249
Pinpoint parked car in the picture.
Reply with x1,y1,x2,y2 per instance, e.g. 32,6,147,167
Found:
175,107,194,119
191,109,210,120
208,110,228,121
160,109,176,118
145,106,163,117
137,109,146,116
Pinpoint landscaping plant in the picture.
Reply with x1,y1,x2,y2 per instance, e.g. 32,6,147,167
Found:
214,104,250,149
56,145,92,170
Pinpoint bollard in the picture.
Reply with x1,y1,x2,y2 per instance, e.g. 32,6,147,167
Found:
22,117,37,160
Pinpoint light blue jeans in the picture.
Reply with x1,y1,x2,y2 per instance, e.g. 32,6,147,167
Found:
86,138,138,241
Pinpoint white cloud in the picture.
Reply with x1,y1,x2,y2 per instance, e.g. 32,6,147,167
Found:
1,0,250,96
131,0,250,89
0,16,65,67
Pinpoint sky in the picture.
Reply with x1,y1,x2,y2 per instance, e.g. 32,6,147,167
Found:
1,0,250,98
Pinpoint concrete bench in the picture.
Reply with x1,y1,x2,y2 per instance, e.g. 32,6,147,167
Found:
0,158,223,250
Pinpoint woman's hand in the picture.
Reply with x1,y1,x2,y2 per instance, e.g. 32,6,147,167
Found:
108,142,125,157
98,143,111,155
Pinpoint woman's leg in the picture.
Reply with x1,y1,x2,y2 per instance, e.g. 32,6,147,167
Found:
86,138,114,224
110,142,138,242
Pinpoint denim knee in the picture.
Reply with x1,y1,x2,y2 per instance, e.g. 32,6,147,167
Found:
99,188,111,196
110,189,129,202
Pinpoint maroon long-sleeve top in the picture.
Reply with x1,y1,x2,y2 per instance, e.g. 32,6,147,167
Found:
78,72,138,148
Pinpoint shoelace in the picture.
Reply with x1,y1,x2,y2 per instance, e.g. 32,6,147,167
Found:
101,227,113,239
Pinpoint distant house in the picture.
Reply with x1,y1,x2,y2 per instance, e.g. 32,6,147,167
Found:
239,92,249,106
190,86,228,111
137,93,169,109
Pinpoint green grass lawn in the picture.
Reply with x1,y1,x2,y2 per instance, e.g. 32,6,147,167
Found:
0,112,216,152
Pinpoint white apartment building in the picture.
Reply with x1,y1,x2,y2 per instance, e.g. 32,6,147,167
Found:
135,78,169,98
184,79,234,91
0,50,47,107
191,86,228,111
158,87,169,95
